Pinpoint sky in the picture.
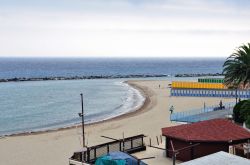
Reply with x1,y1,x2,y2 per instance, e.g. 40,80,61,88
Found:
0,0,249,58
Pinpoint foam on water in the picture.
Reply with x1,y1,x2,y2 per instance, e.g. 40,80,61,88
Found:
83,81,145,124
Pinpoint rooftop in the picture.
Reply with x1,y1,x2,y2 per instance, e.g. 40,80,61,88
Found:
162,119,250,143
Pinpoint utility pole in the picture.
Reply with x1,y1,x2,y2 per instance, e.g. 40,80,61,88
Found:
79,93,85,148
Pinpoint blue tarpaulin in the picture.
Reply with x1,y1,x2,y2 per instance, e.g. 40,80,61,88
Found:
95,152,147,165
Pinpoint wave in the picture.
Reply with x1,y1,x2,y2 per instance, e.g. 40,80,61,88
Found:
83,81,145,124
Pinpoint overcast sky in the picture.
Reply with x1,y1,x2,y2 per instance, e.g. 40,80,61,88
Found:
0,0,249,57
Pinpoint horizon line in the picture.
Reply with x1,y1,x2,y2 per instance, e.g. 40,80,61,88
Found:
0,56,227,59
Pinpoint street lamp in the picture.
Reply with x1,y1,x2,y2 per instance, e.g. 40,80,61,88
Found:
235,88,238,104
78,93,85,148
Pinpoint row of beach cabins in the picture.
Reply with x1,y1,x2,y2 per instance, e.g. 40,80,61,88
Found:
69,77,250,165
171,78,250,98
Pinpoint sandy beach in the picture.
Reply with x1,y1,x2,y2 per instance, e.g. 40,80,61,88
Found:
0,80,234,165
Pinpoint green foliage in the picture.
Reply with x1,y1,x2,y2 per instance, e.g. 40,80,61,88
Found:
223,43,250,88
245,116,250,129
234,99,250,128
240,100,250,120
233,100,247,123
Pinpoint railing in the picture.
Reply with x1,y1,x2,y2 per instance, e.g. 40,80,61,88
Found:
171,88,250,98
170,102,235,123
69,159,90,165
69,134,146,164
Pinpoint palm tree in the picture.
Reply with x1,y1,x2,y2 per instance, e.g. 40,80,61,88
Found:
223,43,250,89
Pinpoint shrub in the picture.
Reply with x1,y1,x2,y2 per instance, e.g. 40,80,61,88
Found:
245,116,250,129
240,100,250,128
233,100,247,123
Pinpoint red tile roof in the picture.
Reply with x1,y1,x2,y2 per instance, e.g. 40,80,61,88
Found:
162,119,250,143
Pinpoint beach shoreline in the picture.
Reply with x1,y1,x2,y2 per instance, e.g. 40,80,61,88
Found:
0,79,235,165
0,80,234,165
3,80,154,137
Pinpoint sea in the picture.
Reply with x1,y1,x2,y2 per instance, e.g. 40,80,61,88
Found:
0,58,225,136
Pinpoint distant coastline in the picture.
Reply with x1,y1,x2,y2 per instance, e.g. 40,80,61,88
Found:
0,73,223,83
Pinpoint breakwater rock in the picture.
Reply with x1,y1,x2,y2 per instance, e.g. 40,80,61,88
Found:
0,73,223,83
175,73,223,77
0,74,169,83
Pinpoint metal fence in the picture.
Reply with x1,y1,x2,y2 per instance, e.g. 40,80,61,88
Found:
170,102,235,123
171,88,250,98
69,134,146,164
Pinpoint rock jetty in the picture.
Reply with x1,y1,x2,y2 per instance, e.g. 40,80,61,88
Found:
0,73,223,83
175,73,223,77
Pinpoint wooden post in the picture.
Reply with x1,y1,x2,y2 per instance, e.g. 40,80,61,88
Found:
248,139,250,159
87,148,90,162
156,136,159,145
170,140,176,165
122,132,125,151
94,148,96,160
191,143,194,160
131,138,133,148
119,141,122,151
172,152,176,165
166,137,169,157
142,136,144,147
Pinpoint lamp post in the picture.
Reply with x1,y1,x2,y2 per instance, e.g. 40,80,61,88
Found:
235,88,238,104
79,93,85,148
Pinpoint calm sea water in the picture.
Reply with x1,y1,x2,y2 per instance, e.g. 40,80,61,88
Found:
0,58,224,135
0,58,224,78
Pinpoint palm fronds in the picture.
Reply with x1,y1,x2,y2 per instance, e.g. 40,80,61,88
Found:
223,43,250,89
